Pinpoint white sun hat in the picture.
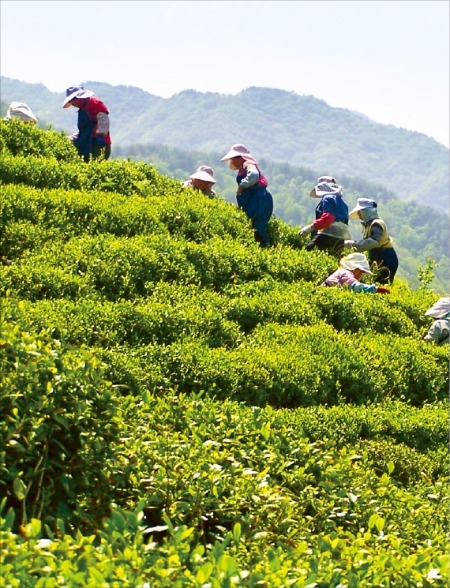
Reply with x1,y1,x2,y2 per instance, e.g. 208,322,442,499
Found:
349,198,377,218
189,165,216,184
63,86,95,108
425,297,450,319
340,252,373,274
4,102,38,123
310,176,342,198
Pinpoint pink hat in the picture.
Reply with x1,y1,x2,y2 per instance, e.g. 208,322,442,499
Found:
221,144,257,163
189,165,216,184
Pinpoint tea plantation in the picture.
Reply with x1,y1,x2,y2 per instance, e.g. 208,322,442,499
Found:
0,120,448,587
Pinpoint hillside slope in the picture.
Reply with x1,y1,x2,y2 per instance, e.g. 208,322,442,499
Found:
115,140,449,293
0,121,448,586
1,76,448,212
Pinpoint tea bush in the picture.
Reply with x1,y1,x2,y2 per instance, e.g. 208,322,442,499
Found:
0,299,119,532
0,151,183,198
1,118,448,586
0,118,79,161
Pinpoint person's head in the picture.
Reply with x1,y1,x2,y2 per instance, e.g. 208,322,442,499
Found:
310,176,342,198
349,198,379,222
228,157,244,171
339,252,373,279
63,86,94,109
221,143,257,170
189,165,216,193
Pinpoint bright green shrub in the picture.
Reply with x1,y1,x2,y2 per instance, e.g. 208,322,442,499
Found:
0,219,63,260
19,295,242,350
280,400,448,452
312,287,421,337
0,261,94,300
265,245,336,283
225,279,322,333
157,192,249,243
355,333,449,404
238,323,376,406
0,184,169,245
1,108,449,587
139,325,371,407
0,298,119,532
357,438,446,485
0,118,79,161
0,152,185,198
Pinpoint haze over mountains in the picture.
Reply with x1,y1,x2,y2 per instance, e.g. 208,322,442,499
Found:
1,76,448,213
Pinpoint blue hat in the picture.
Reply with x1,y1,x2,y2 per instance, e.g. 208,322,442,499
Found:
63,86,94,108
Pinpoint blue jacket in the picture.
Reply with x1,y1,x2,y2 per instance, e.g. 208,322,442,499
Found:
315,194,349,224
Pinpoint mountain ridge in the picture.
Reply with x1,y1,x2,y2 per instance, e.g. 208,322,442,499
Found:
1,76,448,212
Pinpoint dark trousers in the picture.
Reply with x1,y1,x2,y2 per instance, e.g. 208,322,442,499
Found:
237,188,273,248
305,233,345,257
368,248,399,284
92,142,111,161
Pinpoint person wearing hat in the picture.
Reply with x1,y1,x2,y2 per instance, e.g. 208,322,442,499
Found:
4,102,38,124
183,165,217,197
345,198,398,285
63,86,111,162
299,176,351,257
221,144,273,247
322,252,390,293
423,296,450,345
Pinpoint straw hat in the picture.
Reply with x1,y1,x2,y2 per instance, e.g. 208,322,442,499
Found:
63,86,95,108
340,253,373,274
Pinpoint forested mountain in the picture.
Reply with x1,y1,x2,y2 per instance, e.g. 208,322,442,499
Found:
114,141,449,293
1,76,448,212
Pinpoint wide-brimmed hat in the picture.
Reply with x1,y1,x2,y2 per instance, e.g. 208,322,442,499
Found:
310,176,342,198
63,86,94,108
349,198,377,218
190,165,216,184
340,253,373,274
220,143,257,163
425,296,450,319
4,102,38,123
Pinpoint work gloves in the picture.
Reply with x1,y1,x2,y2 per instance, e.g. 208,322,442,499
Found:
299,224,314,237
377,286,390,294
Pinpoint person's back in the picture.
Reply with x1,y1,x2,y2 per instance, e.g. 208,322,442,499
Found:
221,144,273,247
300,176,350,257
346,198,398,284
424,297,450,345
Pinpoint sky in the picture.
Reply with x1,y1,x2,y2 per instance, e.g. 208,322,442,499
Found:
1,0,449,148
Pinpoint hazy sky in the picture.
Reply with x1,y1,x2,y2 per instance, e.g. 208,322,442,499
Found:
1,0,449,147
